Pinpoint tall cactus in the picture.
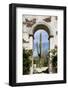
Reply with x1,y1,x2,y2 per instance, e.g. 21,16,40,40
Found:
39,32,42,58
36,32,42,67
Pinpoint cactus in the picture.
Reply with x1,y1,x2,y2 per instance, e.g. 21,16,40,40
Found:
36,32,42,67
39,32,42,58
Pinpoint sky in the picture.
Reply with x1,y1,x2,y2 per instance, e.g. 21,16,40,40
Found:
33,29,49,57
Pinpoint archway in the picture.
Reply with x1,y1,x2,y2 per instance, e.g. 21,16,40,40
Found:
33,29,49,74
33,24,50,35
29,24,54,74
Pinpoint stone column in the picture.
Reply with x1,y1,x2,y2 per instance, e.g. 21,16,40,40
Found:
48,35,54,74
29,35,33,50
29,34,34,74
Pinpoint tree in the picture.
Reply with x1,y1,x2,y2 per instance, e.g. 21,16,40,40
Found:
23,48,31,75
48,46,57,73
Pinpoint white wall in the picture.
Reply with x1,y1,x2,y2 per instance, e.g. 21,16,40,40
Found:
0,0,68,89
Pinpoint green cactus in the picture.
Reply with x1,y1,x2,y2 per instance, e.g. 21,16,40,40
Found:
39,32,42,58
36,32,42,67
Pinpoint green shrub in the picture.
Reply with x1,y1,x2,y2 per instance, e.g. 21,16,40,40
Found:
23,49,31,75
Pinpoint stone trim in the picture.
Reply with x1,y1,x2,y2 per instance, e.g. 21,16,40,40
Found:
48,35,54,40
43,16,51,22
29,34,34,39
29,34,33,37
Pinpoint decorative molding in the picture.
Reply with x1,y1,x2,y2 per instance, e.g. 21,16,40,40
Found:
43,16,51,22
23,39,29,43
23,18,36,27
29,34,33,37
48,35,54,40
29,34,34,39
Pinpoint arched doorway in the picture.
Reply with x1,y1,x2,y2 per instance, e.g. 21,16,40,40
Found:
29,24,54,74
33,24,50,73
33,29,49,74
